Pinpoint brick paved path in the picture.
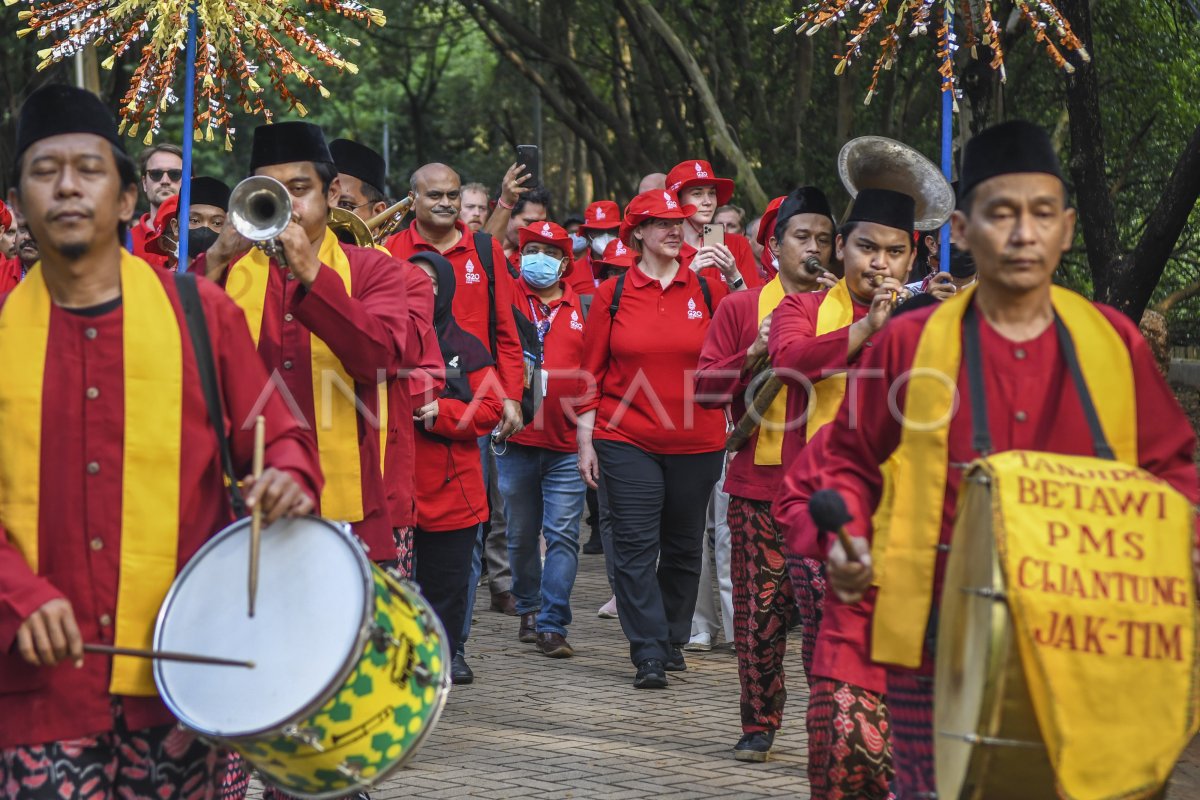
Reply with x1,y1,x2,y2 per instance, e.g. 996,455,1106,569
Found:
247,543,1200,798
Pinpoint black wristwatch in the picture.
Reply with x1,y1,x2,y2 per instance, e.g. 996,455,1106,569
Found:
729,276,745,289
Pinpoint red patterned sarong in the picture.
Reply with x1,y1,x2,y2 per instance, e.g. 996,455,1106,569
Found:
807,678,894,800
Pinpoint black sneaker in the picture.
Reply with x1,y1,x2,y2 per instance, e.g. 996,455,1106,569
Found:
733,730,775,762
451,652,474,685
664,646,687,672
582,537,604,555
633,659,668,689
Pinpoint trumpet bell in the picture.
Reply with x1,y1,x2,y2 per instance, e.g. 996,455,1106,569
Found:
328,207,374,247
838,136,956,231
229,176,293,242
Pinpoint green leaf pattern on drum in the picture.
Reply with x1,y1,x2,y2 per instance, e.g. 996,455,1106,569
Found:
232,568,448,797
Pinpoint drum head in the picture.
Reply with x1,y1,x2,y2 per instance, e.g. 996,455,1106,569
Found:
154,517,371,737
935,476,998,798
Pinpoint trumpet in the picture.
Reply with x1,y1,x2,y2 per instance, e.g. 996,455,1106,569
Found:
229,176,293,267
328,193,415,247
871,273,898,306
803,256,824,277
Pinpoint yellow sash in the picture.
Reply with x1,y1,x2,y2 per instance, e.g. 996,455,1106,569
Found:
228,229,365,521
752,278,788,465
0,252,182,695
805,280,856,441
872,284,1138,667
987,450,1197,800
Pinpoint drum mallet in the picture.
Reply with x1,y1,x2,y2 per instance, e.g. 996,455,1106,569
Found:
809,489,861,564
249,415,265,617
84,643,255,669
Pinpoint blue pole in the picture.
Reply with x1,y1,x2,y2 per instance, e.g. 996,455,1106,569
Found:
177,2,198,272
939,6,954,273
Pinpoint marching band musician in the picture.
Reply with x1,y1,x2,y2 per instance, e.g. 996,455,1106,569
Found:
0,85,321,799
329,138,443,578
693,186,838,763
817,120,1200,798
200,121,411,568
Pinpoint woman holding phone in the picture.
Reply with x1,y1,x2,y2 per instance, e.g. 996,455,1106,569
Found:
576,190,728,689
667,159,761,290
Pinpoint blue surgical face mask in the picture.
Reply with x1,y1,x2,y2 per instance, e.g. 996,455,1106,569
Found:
521,252,564,289
570,233,588,254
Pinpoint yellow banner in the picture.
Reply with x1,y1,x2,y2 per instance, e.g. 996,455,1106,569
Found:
989,449,1198,800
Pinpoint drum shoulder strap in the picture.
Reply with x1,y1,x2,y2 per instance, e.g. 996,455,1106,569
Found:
174,272,247,517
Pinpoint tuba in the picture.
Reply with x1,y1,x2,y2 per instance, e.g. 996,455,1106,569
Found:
229,176,293,266
328,193,416,247
725,136,954,453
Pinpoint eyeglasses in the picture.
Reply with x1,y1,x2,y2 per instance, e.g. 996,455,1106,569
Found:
337,199,370,212
145,169,183,182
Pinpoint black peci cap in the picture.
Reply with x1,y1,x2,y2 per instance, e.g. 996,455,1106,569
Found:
846,188,915,235
190,176,230,211
16,85,123,159
959,120,1064,199
330,138,386,195
774,185,834,234
250,121,332,171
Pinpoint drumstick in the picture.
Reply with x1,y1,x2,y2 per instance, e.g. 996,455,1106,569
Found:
84,643,255,669
248,415,265,618
809,490,861,564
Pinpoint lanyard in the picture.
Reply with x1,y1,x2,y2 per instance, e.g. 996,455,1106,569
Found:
527,296,563,346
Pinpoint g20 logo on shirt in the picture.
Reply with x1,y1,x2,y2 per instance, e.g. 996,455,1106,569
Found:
687,297,703,320
464,258,482,284
570,309,584,331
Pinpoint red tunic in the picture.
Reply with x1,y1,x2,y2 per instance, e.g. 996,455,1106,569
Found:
129,214,169,271
774,424,886,693
199,243,410,559
383,262,444,529
579,260,729,455
511,278,588,453
0,272,321,748
413,366,504,531
0,256,21,293
386,221,525,400
694,286,780,501
681,232,763,291
767,290,869,468
820,301,1200,674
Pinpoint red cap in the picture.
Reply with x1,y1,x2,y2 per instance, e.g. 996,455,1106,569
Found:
595,237,637,272
618,190,696,245
582,200,621,230
757,195,786,247
0,200,11,231
666,159,735,206
145,195,180,256
518,220,575,275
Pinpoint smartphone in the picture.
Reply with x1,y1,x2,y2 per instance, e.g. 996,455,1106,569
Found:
702,223,725,247
515,144,540,185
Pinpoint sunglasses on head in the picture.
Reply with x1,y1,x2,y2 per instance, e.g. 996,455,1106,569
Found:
146,168,183,182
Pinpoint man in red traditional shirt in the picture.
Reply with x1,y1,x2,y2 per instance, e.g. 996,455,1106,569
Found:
819,120,1200,798
498,222,590,659
0,84,320,800
130,143,182,270
330,138,443,579
385,161,526,683
695,186,837,762
203,121,410,571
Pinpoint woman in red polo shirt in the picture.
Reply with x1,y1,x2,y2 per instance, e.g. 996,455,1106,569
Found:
576,190,728,689
408,251,504,684
667,159,761,291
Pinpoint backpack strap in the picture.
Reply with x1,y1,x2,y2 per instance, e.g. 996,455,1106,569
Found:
697,274,713,315
173,272,247,517
473,231,499,358
609,272,627,318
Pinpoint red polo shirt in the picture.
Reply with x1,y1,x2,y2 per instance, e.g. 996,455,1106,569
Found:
681,232,762,290
0,268,321,748
694,286,780,501
512,278,588,453
767,289,869,468
579,260,729,454
567,250,599,296
386,221,524,400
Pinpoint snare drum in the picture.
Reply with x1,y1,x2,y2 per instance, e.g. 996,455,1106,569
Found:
154,516,450,799
934,468,1056,800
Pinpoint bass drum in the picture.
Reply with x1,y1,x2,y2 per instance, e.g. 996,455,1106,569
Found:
154,516,449,799
934,468,1056,800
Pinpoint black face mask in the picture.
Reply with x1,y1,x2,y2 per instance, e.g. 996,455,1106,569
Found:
187,226,221,256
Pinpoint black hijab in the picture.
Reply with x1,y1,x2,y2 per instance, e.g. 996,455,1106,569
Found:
409,252,494,403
